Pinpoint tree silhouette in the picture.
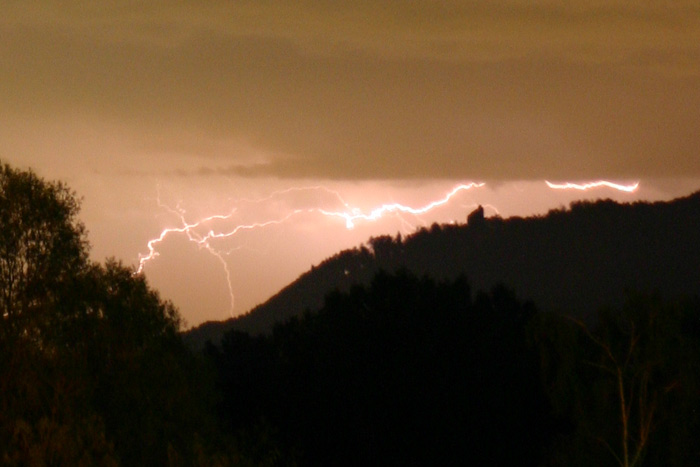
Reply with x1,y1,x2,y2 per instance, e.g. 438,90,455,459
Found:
0,162,231,464
536,294,700,466
0,162,115,464
0,162,88,341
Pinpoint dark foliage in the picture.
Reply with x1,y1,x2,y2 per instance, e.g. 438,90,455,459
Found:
0,162,88,342
209,272,700,466
0,162,229,465
535,293,700,466
209,271,555,465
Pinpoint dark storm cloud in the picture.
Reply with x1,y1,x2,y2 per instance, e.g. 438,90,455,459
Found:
2,1,699,180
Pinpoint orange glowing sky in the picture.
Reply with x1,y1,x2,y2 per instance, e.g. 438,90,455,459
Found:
2,2,699,326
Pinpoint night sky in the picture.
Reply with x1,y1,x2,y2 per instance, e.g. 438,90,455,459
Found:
3,2,699,326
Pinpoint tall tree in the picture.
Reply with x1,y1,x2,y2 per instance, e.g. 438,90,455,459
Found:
0,162,114,464
0,162,88,340
0,162,231,464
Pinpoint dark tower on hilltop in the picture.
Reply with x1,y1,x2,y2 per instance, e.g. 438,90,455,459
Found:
467,205,485,227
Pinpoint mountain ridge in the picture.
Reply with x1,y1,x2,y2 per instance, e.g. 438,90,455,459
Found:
185,190,700,349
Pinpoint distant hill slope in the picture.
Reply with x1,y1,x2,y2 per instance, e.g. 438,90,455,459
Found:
185,191,700,349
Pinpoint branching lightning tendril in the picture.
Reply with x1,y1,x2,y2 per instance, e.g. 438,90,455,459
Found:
137,182,484,316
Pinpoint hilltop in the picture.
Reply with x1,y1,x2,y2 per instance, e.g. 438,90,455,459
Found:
185,190,700,349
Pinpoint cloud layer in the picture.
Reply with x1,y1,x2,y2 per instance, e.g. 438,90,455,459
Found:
3,1,699,180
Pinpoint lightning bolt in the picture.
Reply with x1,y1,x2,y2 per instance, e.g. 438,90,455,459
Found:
136,182,485,317
319,183,485,228
545,180,640,192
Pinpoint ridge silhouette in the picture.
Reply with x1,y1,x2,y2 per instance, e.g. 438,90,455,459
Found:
186,190,700,349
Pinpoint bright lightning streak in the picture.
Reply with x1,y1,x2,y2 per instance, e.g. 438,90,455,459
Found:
136,182,485,317
319,183,485,228
545,180,640,192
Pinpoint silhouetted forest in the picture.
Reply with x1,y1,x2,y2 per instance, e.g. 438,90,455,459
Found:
207,272,700,465
3,161,700,465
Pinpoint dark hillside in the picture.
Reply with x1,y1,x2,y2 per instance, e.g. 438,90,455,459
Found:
186,190,700,347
